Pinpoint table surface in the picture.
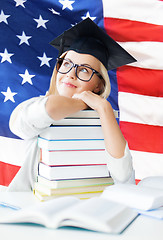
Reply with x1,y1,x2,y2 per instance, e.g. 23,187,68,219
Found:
0,215,163,240
0,192,163,240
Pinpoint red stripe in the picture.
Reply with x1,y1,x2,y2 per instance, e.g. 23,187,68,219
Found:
104,17,163,42
117,66,163,97
120,122,163,153
0,162,20,187
135,179,141,185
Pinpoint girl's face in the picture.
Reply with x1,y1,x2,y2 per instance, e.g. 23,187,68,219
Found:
56,51,103,98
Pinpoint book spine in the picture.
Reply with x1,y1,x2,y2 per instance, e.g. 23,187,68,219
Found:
37,175,113,189
39,126,104,140
52,118,101,126
34,182,111,196
40,149,108,166
38,138,105,151
38,163,110,180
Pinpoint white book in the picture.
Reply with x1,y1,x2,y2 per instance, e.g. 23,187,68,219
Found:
101,183,163,211
37,175,113,189
38,137,105,151
138,206,163,220
49,109,118,126
34,181,110,196
0,194,137,234
38,163,110,180
34,190,102,201
39,126,104,140
137,176,163,219
53,118,101,126
40,149,108,166
67,109,100,119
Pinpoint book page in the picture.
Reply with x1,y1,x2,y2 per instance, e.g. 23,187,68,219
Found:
0,194,137,233
0,196,79,228
55,197,137,233
0,192,38,209
139,206,163,219
101,184,163,210
138,176,163,190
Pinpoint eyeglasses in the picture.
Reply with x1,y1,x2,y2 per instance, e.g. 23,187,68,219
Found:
56,58,103,82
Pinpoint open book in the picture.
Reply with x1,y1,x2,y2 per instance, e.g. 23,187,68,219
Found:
137,176,163,219
100,180,163,222
0,194,137,234
101,183,163,211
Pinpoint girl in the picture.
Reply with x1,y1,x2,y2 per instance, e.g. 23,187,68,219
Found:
8,18,135,191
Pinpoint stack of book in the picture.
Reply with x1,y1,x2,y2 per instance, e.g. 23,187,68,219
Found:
34,110,114,201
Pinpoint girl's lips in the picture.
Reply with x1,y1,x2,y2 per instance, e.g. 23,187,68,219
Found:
62,81,77,88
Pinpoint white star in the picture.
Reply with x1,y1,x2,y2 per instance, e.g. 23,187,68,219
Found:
34,15,49,29
37,52,53,67
19,69,35,85
59,0,75,10
49,8,60,15
16,31,32,45
0,10,10,24
1,87,17,103
14,0,27,8
82,12,96,21
0,48,14,63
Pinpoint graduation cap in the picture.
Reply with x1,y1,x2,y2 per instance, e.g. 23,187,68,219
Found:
50,18,136,71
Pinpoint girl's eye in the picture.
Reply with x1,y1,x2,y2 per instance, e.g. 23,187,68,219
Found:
80,67,89,73
63,60,71,68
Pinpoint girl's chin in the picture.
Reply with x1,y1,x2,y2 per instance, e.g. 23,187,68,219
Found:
57,89,75,98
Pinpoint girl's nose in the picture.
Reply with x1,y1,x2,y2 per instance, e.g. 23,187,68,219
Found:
66,66,77,79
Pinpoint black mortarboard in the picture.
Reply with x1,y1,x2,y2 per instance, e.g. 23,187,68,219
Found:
50,18,136,70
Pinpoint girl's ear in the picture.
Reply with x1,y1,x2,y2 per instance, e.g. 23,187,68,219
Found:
93,81,103,94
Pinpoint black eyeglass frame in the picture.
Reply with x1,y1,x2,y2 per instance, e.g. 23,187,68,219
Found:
56,57,103,82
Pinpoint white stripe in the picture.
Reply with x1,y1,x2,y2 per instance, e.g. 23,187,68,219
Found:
119,92,163,126
0,136,26,166
103,0,163,25
131,150,163,179
118,42,163,70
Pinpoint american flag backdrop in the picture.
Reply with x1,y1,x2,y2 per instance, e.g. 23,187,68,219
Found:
103,0,163,181
0,0,162,188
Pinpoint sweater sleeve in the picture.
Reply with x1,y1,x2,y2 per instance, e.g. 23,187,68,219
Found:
9,97,55,139
9,96,135,186
105,143,135,184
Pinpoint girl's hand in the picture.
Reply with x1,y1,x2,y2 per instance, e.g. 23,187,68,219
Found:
73,91,126,159
73,91,107,113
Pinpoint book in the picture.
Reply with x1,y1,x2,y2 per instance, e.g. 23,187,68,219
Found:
67,109,100,118
136,176,163,219
101,184,163,211
38,163,110,180
37,175,113,189
138,206,163,220
34,181,112,196
40,149,108,166
0,192,39,210
49,109,118,126
39,125,104,140
0,194,137,233
137,176,163,190
52,118,101,126
38,138,105,151
57,109,119,119
34,189,103,201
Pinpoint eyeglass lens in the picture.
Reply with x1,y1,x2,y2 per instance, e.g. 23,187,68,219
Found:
57,59,94,81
